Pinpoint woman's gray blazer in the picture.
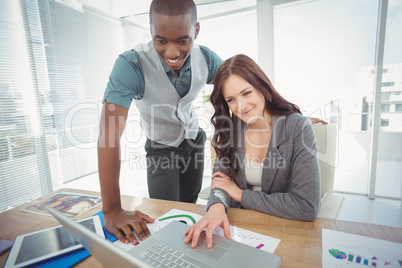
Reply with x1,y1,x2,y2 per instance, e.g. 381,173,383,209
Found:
207,113,321,221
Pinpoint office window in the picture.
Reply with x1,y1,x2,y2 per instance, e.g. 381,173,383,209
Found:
382,81,395,87
381,92,391,101
380,118,389,127
396,104,402,112
274,0,378,195
0,1,58,212
375,0,402,198
370,68,389,74
0,0,148,212
196,1,258,62
274,0,402,199
381,104,391,113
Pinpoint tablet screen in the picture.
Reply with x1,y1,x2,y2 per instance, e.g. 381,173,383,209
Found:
15,218,94,265
5,216,104,268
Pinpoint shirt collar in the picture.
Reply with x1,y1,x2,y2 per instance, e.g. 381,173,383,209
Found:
159,54,192,74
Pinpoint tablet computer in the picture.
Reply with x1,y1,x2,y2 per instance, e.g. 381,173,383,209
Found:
4,215,104,268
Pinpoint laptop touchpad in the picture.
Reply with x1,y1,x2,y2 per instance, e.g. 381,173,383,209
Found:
193,232,230,260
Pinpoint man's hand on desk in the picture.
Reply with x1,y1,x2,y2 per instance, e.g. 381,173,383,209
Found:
103,208,155,245
184,203,231,249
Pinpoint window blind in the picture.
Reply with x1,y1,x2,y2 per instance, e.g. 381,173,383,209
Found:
0,0,58,211
0,0,149,212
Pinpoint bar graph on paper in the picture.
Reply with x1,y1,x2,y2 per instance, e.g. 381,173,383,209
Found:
323,229,402,267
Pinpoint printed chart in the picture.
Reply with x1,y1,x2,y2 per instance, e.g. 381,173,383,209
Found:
211,221,280,253
322,229,402,268
114,208,280,254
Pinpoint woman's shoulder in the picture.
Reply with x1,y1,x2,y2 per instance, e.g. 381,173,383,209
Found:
275,113,312,136
275,113,309,128
285,112,308,123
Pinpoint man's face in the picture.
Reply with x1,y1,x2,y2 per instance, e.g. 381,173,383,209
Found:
150,12,199,73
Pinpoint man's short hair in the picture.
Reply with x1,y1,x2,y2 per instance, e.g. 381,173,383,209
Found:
149,0,197,25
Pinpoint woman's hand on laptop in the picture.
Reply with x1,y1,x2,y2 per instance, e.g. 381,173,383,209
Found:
104,208,155,245
184,203,231,249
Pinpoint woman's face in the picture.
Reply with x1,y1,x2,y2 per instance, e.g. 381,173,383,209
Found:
221,74,267,125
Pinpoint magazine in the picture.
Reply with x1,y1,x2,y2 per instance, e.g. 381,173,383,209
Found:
21,192,102,218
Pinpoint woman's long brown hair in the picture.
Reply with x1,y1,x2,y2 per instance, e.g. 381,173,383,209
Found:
210,54,301,179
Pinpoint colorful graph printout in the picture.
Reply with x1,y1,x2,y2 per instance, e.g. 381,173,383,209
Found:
113,208,281,254
322,229,402,268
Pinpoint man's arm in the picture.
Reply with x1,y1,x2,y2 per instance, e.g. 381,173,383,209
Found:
98,101,154,244
98,101,126,215
309,117,328,124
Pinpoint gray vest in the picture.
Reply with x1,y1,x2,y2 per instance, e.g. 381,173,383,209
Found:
134,41,208,147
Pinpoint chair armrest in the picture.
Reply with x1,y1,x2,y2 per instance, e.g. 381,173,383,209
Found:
198,186,211,200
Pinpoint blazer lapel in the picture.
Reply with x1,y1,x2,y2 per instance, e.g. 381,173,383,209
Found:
261,115,287,193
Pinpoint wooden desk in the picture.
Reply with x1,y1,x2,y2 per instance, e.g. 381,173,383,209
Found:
1,188,401,268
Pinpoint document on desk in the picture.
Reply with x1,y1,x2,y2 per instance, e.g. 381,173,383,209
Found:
114,208,281,254
21,192,102,218
322,229,402,268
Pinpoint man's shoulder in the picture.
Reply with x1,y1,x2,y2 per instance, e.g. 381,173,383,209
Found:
198,44,214,52
198,45,219,58
119,42,152,62
120,49,139,63
197,45,223,73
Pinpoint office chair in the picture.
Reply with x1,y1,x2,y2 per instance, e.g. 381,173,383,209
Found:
198,124,344,220
313,123,344,219
197,139,215,200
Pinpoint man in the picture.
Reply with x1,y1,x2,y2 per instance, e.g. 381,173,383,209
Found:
98,0,223,245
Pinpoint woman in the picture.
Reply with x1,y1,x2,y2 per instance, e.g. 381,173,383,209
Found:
184,54,321,249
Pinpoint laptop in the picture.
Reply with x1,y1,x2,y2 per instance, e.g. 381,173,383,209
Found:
48,208,281,268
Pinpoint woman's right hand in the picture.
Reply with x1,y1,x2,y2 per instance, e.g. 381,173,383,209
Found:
184,203,231,249
103,207,154,245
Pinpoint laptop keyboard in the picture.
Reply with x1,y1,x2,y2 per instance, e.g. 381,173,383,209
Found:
141,241,202,268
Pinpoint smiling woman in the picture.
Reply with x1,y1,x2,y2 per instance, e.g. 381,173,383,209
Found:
184,54,321,249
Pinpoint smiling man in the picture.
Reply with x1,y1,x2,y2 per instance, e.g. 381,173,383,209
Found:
98,0,223,245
